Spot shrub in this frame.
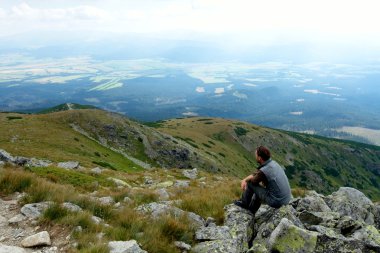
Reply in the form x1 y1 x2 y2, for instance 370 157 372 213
42 203 68 221
234 126 248 136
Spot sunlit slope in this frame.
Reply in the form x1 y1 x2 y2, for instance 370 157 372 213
157 117 380 200
0 111 142 172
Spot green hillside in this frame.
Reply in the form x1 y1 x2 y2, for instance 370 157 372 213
1 108 380 200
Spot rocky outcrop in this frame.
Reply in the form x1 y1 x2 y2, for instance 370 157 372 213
194 187 380 253
0 149 52 168
108 240 147 253
57 161 79 170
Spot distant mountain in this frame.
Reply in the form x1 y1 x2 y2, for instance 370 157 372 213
1 106 379 200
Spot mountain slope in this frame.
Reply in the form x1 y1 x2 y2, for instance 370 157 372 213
1 108 380 200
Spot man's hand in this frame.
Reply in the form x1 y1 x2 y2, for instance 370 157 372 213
241 174 254 191
241 179 247 191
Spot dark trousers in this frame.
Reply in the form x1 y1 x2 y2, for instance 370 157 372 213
241 182 268 215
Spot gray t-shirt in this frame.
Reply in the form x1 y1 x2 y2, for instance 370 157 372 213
260 159 291 207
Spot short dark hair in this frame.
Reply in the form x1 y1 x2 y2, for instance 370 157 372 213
256 146 271 161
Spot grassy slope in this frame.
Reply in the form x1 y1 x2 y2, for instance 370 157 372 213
157 117 380 200
0 111 142 172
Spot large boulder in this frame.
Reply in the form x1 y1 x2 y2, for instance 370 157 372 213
325 187 375 224
295 191 331 213
182 168 198 179
192 239 239 253
267 218 318 253
108 240 147 253
195 226 232 241
315 233 380 252
224 204 254 252
351 224 380 247
0 149 14 162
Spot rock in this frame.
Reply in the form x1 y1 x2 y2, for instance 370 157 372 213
91 216 103 224
224 204 254 252
195 226 232 241
0 215 7 225
13 156 30 166
8 214 26 224
155 181 174 188
144 176 154 185
0 149 14 162
192 239 239 253
205 217 216 227
136 202 204 228
21 231 51 247
325 187 375 224
98 196 115 206
0 244 27 253
182 168 198 179
174 180 190 188
91 167 102 175
62 202 82 212
315 233 380 253
108 240 147 253
155 188 170 201
26 158 52 167
298 211 340 227
174 241 191 251
0 161 4 167
21 202 52 219
247 243 269 253
296 191 331 213
374 203 380 230
57 161 79 170
268 218 318 253
351 224 380 247
123 197 133 204
108 177 131 188
253 205 303 244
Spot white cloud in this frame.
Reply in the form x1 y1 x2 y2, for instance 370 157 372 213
304 89 340 96
290 111 303 115
296 98 305 102
196 87 205 93
243 83 257 87
326 86 342 90
0 8 6 18
214 87 224 94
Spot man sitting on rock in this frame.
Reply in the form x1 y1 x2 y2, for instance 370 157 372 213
234 146 291 215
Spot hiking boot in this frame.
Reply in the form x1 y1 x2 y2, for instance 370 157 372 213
233 199 249 210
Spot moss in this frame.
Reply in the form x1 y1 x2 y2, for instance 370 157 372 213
272 225 318 252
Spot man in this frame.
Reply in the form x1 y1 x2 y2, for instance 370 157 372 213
234 146 291 215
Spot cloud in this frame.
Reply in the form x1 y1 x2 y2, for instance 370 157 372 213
304 89 340 96
233 91 247 99
196 87 205 93
0 8 6 18
290 111 303 115
10 3 109 21
214 88 224 94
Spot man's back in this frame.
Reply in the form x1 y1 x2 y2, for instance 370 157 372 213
260 160 291 207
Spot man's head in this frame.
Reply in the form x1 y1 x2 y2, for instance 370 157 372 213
255 146 271 164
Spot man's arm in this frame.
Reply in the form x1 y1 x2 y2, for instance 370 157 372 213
240 170 266 190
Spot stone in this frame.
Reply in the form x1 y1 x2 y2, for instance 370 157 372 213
98 196 115 206
155 181 174 188
253 205 303 244
351 224 380 247
296 191 331 213
21 202 52 219
8 214 26 224
182 168 198 179
91 167 102 175
21 231 51 247
192 239 239 253
108 240 147 253
155 188 170 201
136 202 204 228
325 187 375 224
91 216 103 224
268 218 318 253
13 156 30 166
298 211 340 226
174 180 190 188
195 226 232 241
314 233 380 253
247 243 269 253
0 215 7 225
144 176 154 185
57 161 80 169
374 203 380 230
174 241 191 251
123 197 133 204
224 204 254 253
108 177 131 187
0 244 27 253
0 149 14 162
62 202 82 212
0 161 4 167
26 158 52 167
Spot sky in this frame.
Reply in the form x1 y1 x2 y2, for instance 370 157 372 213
1 0 380 58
